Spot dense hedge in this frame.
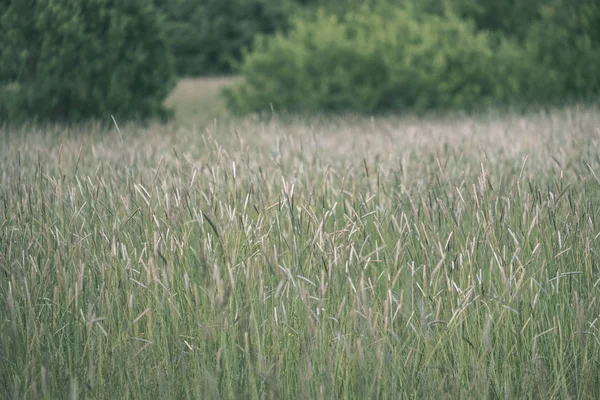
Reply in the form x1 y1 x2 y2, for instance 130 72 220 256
225 1 600 114
0 0 175 123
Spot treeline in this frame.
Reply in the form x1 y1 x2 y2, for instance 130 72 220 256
155 0 293 76
1 0 598 122
225 0 600 113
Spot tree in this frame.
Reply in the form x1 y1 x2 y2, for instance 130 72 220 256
0 0 175 122
156 0 292 76
523 0 600 102
448 0 549 41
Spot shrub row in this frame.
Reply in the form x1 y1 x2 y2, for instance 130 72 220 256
225 2 600 114
1 0 598 122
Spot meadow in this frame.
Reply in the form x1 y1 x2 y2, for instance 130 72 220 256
1 80 600 399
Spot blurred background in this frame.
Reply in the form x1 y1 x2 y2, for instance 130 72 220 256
1 0 599 124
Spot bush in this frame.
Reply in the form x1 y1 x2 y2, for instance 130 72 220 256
224 6 521 114
0 0 175 123
156 0 292 76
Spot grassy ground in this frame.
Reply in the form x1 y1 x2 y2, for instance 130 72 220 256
1 91 600 398
164 77 235 124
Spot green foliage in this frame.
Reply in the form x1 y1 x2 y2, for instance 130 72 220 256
225 6 519 114
0 0 175 123
523 0 600 103
447 0 549 41
424 0 600 104
156 0 292 76
226 0 600 115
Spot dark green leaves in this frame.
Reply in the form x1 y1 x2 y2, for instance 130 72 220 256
0 0 176 123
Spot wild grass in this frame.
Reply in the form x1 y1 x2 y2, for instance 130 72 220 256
1 105 600 399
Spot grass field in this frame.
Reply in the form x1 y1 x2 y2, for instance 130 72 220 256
2 80 600 398
164 77 235 124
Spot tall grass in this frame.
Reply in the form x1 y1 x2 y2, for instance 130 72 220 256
1 106 600 399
